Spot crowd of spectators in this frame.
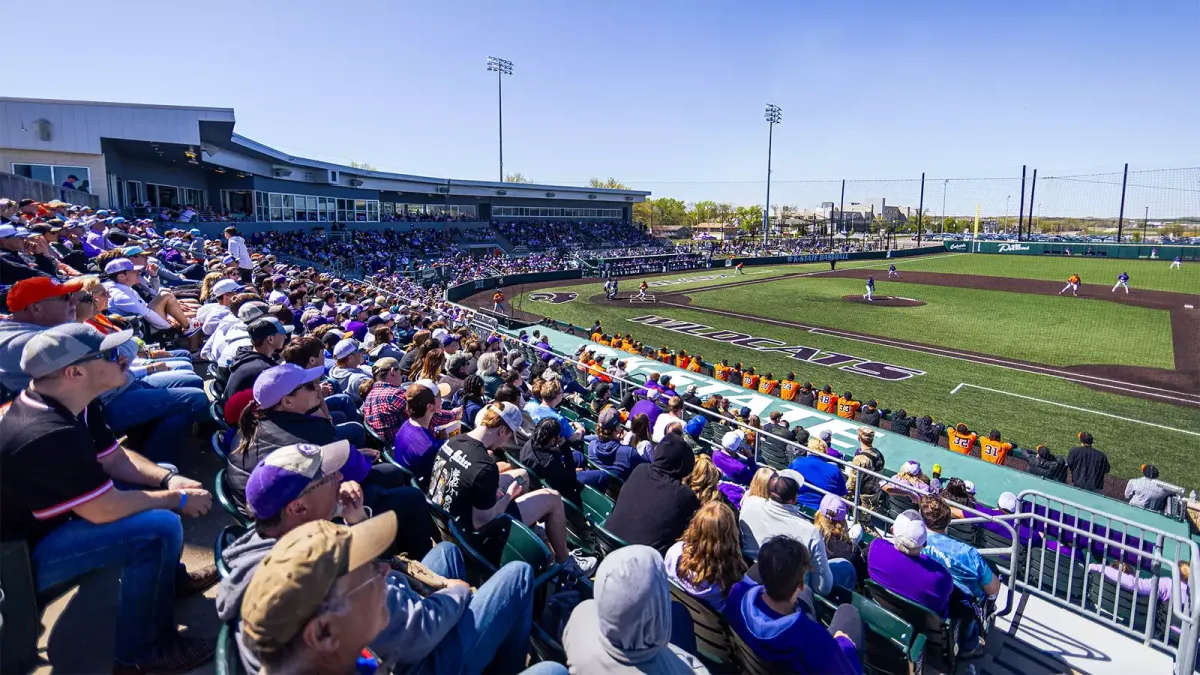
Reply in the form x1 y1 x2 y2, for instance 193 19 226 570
492 219 662 251
0 192 1186 674
581 329 1176 514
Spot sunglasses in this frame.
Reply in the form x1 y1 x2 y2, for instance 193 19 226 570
289 380 319 396
72 347 122 366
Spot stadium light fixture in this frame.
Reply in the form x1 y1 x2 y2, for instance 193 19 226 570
763 104 782 245
487 57 514 183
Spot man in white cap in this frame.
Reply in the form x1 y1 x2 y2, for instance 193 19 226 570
429 401 598 578
103 257 200 341
0 323 217 673
738 469 836 596
195 277 242 336
867 509 955 620
919 495 998 657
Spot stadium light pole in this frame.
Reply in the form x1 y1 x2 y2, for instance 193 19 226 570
763 104 782 245
487 57 513 183
941 179 948 234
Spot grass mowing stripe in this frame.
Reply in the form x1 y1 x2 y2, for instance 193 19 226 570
516 290 1200 486
896 253 1200 294
685 276 1175 368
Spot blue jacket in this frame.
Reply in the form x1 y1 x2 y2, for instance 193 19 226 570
724 580 861 675
587 437 646 482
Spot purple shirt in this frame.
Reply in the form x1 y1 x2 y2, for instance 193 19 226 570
867 538 954 618
393 419 443 480
629 399 662 430
713 448 756 485
1087 564 1177 604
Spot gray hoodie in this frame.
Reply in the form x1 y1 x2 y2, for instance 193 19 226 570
215 528 472 675
563 545 708 675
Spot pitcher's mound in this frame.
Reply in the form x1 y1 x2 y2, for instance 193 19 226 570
842 295 926 307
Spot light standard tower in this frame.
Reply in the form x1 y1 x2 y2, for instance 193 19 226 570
941 179 948 234
486 57 513 182
763 104 782 245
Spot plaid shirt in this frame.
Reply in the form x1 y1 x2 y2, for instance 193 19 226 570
363 381 407 444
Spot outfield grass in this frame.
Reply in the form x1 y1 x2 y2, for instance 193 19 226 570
516 278 1200 487
898 253 1200 294
686 276 1176 368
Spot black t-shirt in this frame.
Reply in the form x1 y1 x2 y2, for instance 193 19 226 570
1 390 118 545
1067 445 1110 491
428 435 499 527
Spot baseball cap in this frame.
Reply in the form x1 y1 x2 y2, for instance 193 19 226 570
6 276 84 312
371 357 400 376
104 258 144 276
332 338 363 360
998 492 1019 513
931 463 942 475
212 278 242 297
892 510 928 549
246 441 353 520
239 301 271 322
598 407 622 430
248 317 290 343
122 245 145 256
413 378 452 398
440 334 459 347
94 209 109 216
819 429 833 445
738 406 751 419
899 460 922 476
430 328 449 342
645 388 660 401
253 363 326 408
962 480 976 495
484 401 523 435
0 224 32 239
20 323 134 379
819 494 848 522
721 430 744 452
365 315 384 329
240 512 397 656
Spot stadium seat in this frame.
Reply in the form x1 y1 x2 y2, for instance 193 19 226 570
214 468 252 528
593 516 630 559
851 591 925 675
210 429 231 460
669 581 735 670
504 455 595 552
728 626 776 675
364 423 389 449
865 579 959 672
209 399 229 432
947 519 978 546
584 457 624 501
216 619 247 675
1022 547 1088 603
215 524 249 579
580 485 615 523
1087 571 1168 639
977 527 1018 577
449 515 561 589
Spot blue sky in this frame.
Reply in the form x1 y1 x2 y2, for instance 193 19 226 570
8 0 1199 216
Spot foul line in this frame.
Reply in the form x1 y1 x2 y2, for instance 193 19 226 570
951 383 1200 437
657 301 1200 405
661 252 969 295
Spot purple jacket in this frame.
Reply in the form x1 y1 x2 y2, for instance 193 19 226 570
629 399 662 429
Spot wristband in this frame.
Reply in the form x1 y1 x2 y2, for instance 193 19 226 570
160 471 178 489
178 491 188 511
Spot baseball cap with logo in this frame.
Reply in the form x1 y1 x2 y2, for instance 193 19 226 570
240 512 397 656
20 323 134 379
245 441 352 520
238 301 271 322
332 338 363 360
6 277 84 312
253 363 326 408
103 258 143 275
212 278 242 297
892 509 928 549
248 317 291 343
819 493 848 522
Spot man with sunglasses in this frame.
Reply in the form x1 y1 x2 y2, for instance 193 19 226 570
1 323 218 673
0 276 83 399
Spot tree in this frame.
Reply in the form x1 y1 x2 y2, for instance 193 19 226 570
636 197 689 233
504 173 532 183
690 201 718 226
589 177 627 190
733 205 764 233
349 161 377 171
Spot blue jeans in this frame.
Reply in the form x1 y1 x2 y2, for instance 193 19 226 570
417 542 535 674
829 558 857 590
334 421 367 448
104 379 209 463
31 509 183 666
325 393 359 425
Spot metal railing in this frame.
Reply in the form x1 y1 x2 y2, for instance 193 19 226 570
438 298 1199 671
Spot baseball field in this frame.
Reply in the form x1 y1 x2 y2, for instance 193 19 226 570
468 252 1200 487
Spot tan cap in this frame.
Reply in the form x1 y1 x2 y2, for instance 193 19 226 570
241 511 397 655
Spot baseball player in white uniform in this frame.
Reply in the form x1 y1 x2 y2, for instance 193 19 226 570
1170 256 1182 269
864 275 875 302
1112 272 1130 293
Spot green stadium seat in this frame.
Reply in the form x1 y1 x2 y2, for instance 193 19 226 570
581 485 615 523
594 516 629 559
584 457 624 501
215 524 249 579
364 423 389 449
214 467 252 527
865 578 959 673
852 591 924 675
216 619 247 675
449 515 562 589
1087 571 1168 639
1022 546 1088 603
210 429 230 460
669 581 734 670
728 626 776 674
